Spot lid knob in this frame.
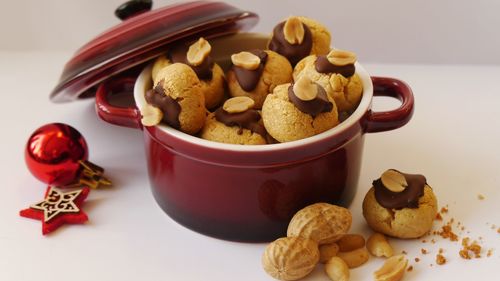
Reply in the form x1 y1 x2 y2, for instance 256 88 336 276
115 0 153 21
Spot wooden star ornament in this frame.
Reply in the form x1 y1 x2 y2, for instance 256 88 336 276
20 186 90 235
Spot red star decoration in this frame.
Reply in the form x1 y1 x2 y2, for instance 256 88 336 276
20 186 90 235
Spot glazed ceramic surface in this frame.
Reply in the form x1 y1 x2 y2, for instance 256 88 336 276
95 33 414 242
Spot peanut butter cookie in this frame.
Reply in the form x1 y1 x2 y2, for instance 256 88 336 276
294 49 363 113
151 38 225 109
145 63 206 135
200 97 268 145
362 169 438 239
261 76 339 143
227 49 292 109
268 16 331 65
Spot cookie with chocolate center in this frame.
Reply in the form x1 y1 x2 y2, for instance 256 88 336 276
362 169 438 239
261 77 339 143
151 37 226 109
294 49 363 113
226 49 293 109
146 63 206 135
268 16 331 65
200 97 269 145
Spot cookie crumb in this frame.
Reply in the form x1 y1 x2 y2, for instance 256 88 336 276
407 265 413 272
440 207 448 214
459 237 482 259
436 254 446 265
422 239 427 243
459 249 471 260
477 194 485 200
487 249 493 257
435 213 443 221
497 228 500 234
437 222 458 242
438 248 444 254
402 250 408 255
415 257 420 263
421 248 428 255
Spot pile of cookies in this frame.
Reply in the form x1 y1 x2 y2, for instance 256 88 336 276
139 16 363 144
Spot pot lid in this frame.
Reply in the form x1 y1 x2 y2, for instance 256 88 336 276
50 0 258 103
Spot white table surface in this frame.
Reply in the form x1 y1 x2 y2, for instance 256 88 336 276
1 51 499 281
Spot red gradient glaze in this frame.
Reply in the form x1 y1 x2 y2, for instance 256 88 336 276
50 1 258 103
95 73 414 242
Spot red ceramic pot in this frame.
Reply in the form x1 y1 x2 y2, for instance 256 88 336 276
95 34 414 242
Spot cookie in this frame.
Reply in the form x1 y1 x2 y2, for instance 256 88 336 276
294 49 363 113
227 49 292 109
268 16 331 65
144 63 206 135
151 37 225 109
362 169 438 239
200 97 268 145
261 76 339 143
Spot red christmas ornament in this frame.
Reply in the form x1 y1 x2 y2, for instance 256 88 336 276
20 186 90 235
25 123 88 186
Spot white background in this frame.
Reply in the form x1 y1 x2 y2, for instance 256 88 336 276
1 0 500 64
1 1 500 281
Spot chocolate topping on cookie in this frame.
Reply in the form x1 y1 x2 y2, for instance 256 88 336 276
269 19 313 65
315 55 355 77
287 81 333 118
214 108 267 137
232 50 268 92
373 170 427 210
168 43 214 80
145 80 182 129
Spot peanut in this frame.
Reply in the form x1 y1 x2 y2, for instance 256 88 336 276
380 169 407 192
231 51 260 70
326 49 357 66
222 96 255 113
319 243 339 264
262 236 319 281
287 203 352 244
337 247 370 268
293 76 318 101
373 254 408 281
366 233 394 258
283 16 305 45
337 234 365 252
186 37 211 66
325 257 350 281
140 104 163 126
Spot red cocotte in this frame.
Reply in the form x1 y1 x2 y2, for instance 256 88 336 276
52 2 414 242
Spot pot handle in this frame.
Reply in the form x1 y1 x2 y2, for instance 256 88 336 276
364 77 414 133
95 77 142 129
